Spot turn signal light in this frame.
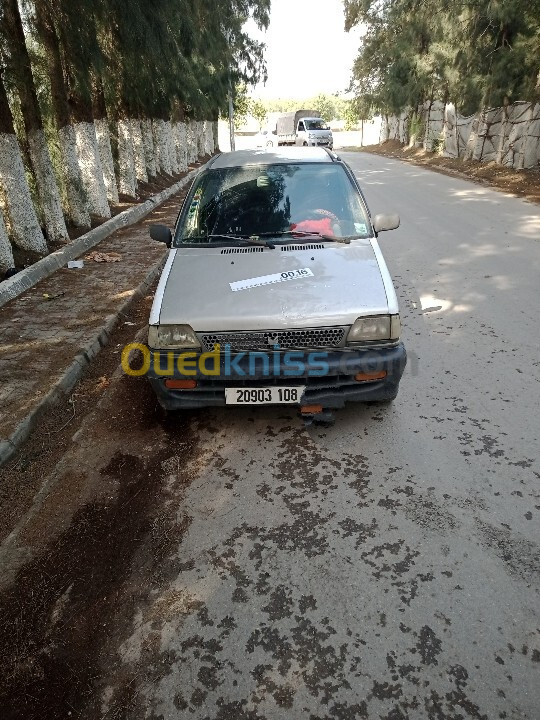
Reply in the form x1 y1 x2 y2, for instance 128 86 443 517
165 379 197 389
354 371 387 382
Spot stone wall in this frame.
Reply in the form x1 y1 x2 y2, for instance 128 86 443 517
380 101 540 169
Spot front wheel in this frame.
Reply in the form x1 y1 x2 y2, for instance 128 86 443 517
367 391 398 405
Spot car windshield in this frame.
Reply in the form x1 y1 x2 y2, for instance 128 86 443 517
175 163 372 244
305 120 329 130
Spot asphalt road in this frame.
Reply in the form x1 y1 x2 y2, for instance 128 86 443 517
2 153 539 719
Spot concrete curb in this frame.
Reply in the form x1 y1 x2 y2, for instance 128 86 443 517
0 170 197 309
0 254 168 467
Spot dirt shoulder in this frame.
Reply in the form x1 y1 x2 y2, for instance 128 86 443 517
0 166 199 545
345 140 540 205
0 286 201 718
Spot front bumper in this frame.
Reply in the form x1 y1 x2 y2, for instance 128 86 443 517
146 344 407 411
308 139 333 148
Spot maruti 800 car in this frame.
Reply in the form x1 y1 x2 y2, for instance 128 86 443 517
145 147 406 415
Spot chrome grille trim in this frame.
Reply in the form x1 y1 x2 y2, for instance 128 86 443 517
199 327 348 352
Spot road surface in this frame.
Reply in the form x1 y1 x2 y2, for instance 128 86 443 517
1 152 539 719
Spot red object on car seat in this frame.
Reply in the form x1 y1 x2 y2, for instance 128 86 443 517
291 218 334 236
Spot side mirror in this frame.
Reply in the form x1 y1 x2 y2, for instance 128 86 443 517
149 224 172 245
372 213 400 233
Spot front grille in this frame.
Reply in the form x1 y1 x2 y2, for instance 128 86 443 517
199 327 347 352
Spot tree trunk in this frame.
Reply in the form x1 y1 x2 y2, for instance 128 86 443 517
171 122 180 172
423 99 433 151
185 122 192 164
57 125 91 227
95 119 119 204
162 120 173 174
0 76 47 254
187 121 197 163
455 106 460 158
155 119 172 175
74 119 111 219
34 0 90 228
152 120 162 173
197 121 205 157
204 121 213 155
141 119 157 178
212 120 219 152
1 0 68 244
117 118 137 197
174 122 188 172
164 120 177 174
201 120 208 155
131 119 148 183
92 77 119 204
69 85 110 220
151 119 162 175
0 208 15 270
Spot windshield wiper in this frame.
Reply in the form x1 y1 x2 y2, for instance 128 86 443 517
180 234 276 249
257 230 352 244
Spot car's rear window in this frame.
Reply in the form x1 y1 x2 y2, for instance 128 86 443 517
175 163 372 243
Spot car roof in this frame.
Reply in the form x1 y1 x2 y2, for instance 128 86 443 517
208 147 336 169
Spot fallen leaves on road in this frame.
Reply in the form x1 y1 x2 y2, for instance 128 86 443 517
86 252 122 263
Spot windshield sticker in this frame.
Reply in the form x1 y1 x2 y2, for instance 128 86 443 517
188 188 202 216
355 222 367 234
230 268 314 292
186 188 202 230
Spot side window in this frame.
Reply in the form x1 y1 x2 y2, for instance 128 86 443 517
298 121 305 132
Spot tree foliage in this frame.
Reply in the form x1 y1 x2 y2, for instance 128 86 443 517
345 0 540 115
17 0 270 122
259 93 352 122
0 0 270 263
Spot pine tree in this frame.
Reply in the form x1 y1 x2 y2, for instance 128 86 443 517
32 0 91 228
345 0 540 115
0 71 47 254
0 0 69 244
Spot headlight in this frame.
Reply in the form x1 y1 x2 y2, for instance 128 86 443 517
148 324 201 349
347 314 400 343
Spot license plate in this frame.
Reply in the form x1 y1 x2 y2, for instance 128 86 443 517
225 386 305 405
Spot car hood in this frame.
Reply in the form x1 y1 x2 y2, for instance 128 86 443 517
156 242 389 331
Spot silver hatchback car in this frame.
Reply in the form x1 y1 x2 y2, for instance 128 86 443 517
146 148 406 416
